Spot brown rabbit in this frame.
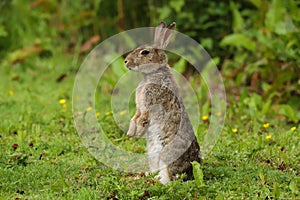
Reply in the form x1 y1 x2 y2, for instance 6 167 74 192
125 22 201 184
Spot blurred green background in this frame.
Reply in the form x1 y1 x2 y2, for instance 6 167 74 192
1 0 299 107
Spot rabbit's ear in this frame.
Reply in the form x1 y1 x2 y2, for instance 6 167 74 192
154 22 167 47
162 22 176 48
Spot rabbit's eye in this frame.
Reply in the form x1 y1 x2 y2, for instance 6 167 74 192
142 121 149 127
140 49 150 55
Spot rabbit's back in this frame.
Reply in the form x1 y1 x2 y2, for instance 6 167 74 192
141 66 182 144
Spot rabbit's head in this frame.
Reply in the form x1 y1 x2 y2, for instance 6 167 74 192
125 22 175 74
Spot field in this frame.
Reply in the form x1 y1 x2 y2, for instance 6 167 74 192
0 0 299 199
0 51 299 199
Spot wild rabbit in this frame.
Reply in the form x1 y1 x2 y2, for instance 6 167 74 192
125 22 201 184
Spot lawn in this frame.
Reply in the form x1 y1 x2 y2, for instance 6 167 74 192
0 51 299 199
0 1 300 199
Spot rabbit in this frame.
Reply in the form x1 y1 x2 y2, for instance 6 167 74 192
125 22 201 184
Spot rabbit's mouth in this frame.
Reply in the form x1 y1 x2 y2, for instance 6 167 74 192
126 65 138 71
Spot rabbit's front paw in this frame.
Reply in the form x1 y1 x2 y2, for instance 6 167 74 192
127 120 137 137
135 111 149 137
136 124 148 138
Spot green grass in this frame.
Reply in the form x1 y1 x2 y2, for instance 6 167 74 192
0 53 299 199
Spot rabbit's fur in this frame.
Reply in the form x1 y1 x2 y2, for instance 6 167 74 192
125 22 201 184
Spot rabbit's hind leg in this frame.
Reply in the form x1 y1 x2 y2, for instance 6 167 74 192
148 150 171 184
157 160 171 184
149 155 171 184
148 149 161 173
147 124 163 173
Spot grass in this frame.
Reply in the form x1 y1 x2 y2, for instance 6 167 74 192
0 52 299 200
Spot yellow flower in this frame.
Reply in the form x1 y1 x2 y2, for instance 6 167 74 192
8 90 14 96
119 110 127 116
232 128 238 133
263 123 269 128
290 127 296 131
266 135 272 140
96 112 101 118
59 99 66 105
105 111 112 116
202 115 208 121
86 107 92 112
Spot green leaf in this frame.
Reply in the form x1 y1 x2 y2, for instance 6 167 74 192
191 161 205 187
265 0 286 28
157 7 171 21
262 100 272 115
110 55 128 78
230 1 244 32
220 34 256 51
289 0 300 22
264 0 296 34
250 0 261 8
103 53 128 79
215 194 225 200
0 25 8 37
278 104 298 123
200 38 213 50
173 58 186 74
169 0 185 13
252 93 263 108
259 171 265 185
272 182 280 199
289 180 299 194
201 100 210 117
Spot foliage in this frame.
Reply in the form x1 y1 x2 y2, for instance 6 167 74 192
0 0 299 199
1 0 299 107
221 0 300 106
